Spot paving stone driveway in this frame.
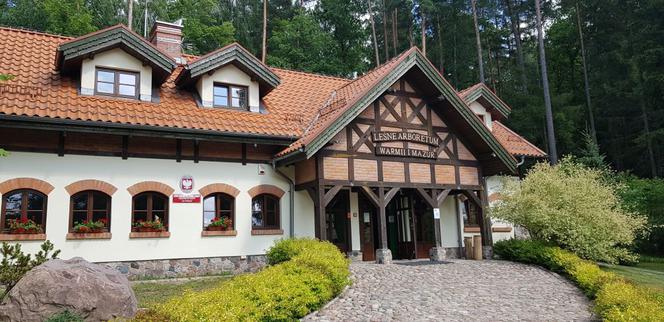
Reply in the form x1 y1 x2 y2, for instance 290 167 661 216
304 259 593 321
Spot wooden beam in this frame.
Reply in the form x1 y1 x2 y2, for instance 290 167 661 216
176 139 182 163
383 187 400 205
377 187 388 249
57 131 65 157
193 140 200 163
241 143 247 165
436 189 451 206
122 135 129 160
359 186 380 207
323 184 343 207
462 190 481 207
416 188 436 208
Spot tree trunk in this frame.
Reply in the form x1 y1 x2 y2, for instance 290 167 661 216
437 18 444 73
143 0 149 38
576 2 597 143
535 0 558 164
127 0 133 30
392 8 398 57
262 0 267 63
471 0 485 83
368 0 380 66
505 0 527 92
383 0 389 60
421 12 426 55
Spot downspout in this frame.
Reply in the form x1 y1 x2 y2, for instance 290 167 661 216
516 155 526 179
273 163 295 238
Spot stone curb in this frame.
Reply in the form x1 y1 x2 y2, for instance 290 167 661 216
300 283 352 321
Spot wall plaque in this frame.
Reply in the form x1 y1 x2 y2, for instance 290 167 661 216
375 146 437 159
371 131 440 146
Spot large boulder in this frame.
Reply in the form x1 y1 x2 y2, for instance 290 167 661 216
0 257 137 322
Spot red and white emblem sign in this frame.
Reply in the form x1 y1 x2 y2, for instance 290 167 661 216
180 175 194 193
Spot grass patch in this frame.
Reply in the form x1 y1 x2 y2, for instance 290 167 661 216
601 255 664 291
131 276 230 308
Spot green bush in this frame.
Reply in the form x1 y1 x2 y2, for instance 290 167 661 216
151 238 350 321
1 240 60 300
491 158 648 264
495 239 664 321
45 311 84 322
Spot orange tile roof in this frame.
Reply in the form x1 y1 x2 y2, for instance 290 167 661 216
0 27 348 139
492 121 547 157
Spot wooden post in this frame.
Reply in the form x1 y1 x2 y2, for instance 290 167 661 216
473 235 482 260
378 187 388 249
464 237 473 259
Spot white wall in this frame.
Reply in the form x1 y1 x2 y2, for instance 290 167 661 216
349 192 360 252
80 48 153 101
469 101 493 130
196 64 260 112
0 152 315 263
439 195 461 248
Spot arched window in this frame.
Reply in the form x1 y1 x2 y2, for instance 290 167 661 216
1 189 47 233
203 193 234 230
70 190 111 233
251 194 280 229
132 192 168 232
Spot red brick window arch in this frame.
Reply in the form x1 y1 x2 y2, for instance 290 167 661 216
1 189 47 234
70 190 111 233
132 191 169 232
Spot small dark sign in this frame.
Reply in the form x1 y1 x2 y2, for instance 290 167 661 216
375 146 437 159
371 131 440 146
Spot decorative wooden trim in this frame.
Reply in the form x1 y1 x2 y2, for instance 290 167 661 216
65 179 118 196
129 231 171 238
0 178 54 195
492 226 512 233
0 233 46 241
126 181 174 196
198 183 240 198
66 232 112 240
201 230 237 237
247 184 285 199
464 226 481 233
251 229 283 235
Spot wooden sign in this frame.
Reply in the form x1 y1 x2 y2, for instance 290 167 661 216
372 131 440 146
375 146 437 159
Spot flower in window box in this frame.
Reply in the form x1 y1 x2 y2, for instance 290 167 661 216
72 219 108 233
206 217 233 231
132 218 166 232
7 218 43 234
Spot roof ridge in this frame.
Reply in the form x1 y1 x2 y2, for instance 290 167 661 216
0 25 73 40
269 67 351 82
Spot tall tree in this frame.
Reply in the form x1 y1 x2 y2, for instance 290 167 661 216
262 0 267 63
471 0 485 83
127 0 133 29
368 0 380 66
535 0 558 164
505 0 527 92
575 2 596 144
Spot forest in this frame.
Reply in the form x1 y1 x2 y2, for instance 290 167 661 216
0 0 663 179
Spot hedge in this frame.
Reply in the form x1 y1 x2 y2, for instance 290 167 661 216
494 239 664 321
139 238 350 321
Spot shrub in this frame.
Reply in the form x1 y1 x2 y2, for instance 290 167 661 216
152 238 350 321
45 311 84 322
495 239 664 321
492 158 647 264
1 240 60 300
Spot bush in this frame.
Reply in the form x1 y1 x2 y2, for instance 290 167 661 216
45 311 84 322
492 158 647 263
151 238 350 321
1 240 60 300
495 239 664 321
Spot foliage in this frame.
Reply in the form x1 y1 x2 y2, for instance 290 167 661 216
132 276 230 309
0 240 60 300
576 131 608 170
207 216 232 229
132 219 165 231
7 218 43 234
494 239 664 321
492 158 647 264
45 310 84 322
148 238 350 321
182 20 235 55
72 218 108 233
617 174 664 255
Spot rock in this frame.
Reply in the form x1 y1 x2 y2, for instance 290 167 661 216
0 257 137 322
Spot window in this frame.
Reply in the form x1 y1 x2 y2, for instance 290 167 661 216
1 189 47 233
251 194 279 229
203 193 234 230
132 192 168 231
70 190 111 233
462 199 480 227
95 68 139 99
213 83 248 109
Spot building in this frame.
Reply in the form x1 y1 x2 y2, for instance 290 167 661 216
0 22 545 278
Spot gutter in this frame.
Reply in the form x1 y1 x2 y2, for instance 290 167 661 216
273 163 295 238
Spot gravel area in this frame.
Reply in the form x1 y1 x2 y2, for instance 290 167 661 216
304 259 593 321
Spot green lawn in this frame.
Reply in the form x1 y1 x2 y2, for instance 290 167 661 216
132 276 230 308
601 255 664 291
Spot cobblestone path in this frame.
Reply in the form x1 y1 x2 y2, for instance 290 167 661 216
304 259 593 321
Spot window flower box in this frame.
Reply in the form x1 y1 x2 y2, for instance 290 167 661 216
206 217 232 231
72 219 108 234
7 219 43 234
132 219 166 233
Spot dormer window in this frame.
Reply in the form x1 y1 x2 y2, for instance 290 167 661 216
213 83 248 109
95 68 139 99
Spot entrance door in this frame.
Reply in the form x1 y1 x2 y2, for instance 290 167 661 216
413 196 435 258
387 191 417 260
326 191 351 254
358 192 377 261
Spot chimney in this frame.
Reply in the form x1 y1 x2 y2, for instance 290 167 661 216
149 20 183 62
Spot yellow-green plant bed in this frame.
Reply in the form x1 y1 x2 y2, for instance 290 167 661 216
494 239 664 321
140 238 350 321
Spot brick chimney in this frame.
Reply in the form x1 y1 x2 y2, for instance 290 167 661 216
149 20 183 61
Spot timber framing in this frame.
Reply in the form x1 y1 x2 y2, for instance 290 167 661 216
55 24 176 83
176 43 280 95
292 49 517 174
460 83 511 119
